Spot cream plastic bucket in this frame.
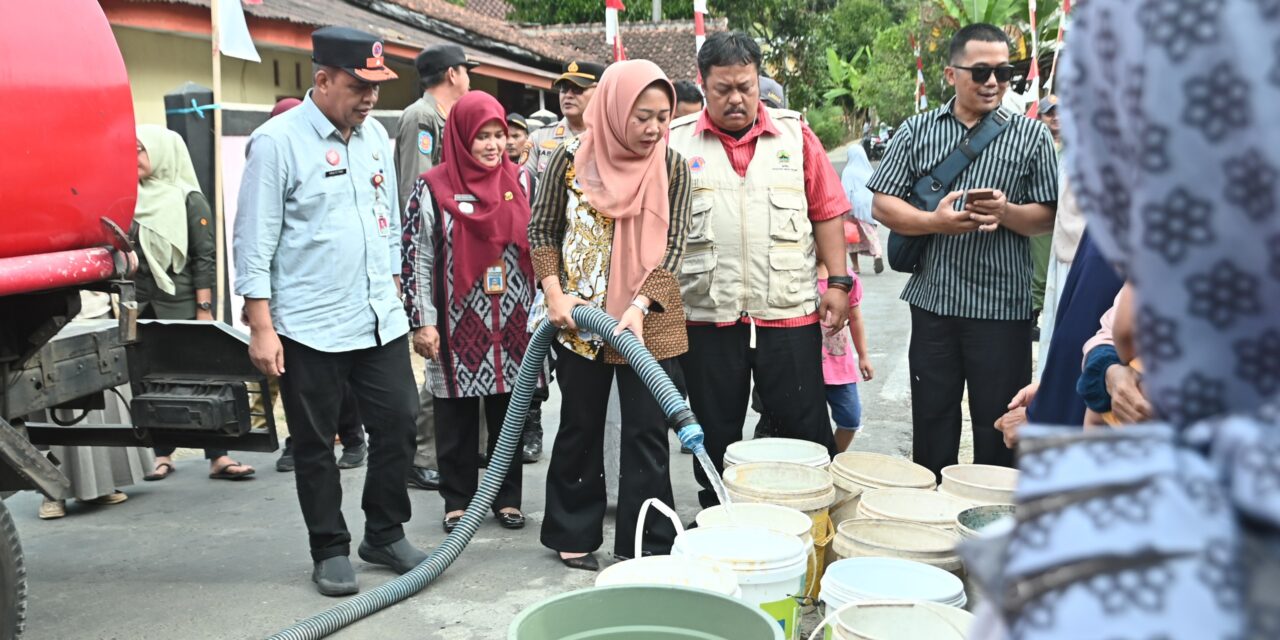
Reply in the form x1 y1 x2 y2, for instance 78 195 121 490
673 525 809 640
955 504 1017 540
723 462 837 601
856 488 973 531
828 452 936 525
939 464 1019 505
595 555 742 599
725 438 832 469
830 518 963 575
825 600 974 640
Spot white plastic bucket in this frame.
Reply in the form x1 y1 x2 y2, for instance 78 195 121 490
828 452 936 525
723 462 837 601
823 600 974 640
831 518 963 575
856 488 974 531
725 438 832 468
673 525 809 640
939 464 1019 505
595 555 743 599
820 558 967 624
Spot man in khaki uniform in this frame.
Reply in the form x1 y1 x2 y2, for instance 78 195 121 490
394 42 475 491
517 59 605 462
395 43 476 209
524 60 606 180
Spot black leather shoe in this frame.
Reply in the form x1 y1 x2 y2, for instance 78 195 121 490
358 537 428 575
407 466 441 490
312 556 358 596
337 443 367 469
442 515 462 533
496 511 525 529
276 447 294 473
521 430 543 464
558 552 599 572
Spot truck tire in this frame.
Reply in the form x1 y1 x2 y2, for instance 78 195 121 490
0 501 26 639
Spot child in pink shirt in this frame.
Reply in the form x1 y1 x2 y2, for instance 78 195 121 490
818 262 874 452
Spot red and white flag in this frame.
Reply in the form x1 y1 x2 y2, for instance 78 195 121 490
910 35 927 112
1025 0 1041 118
606 0 626 61
693 0 707 82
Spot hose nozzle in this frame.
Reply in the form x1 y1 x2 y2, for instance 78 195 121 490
676 424 705 452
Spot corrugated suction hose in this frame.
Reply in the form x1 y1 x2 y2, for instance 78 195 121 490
268 305 706 640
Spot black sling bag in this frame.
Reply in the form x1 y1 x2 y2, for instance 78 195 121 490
887 107 1012 273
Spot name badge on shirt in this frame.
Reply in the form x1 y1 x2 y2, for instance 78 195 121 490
454 194 478 202
374 202 391 237
484 262 506 295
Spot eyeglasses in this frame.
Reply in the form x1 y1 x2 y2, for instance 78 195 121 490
952 64 1016 84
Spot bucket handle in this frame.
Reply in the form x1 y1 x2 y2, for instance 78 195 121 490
806 600 967 640
635 498 684 559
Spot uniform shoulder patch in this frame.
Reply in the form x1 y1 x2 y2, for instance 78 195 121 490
418 130 433 155
555 125 565 136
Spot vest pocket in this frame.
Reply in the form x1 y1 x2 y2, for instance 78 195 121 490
767 247 812 308
689 191 715 243
768 189 807 242
680 248 717 307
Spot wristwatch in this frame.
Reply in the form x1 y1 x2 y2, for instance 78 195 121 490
826 275 854 292
197 301 213 311
631 297 650 316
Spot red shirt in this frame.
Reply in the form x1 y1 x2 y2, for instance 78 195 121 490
689 105 852 328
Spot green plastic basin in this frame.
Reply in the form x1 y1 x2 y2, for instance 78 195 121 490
509 585 785 640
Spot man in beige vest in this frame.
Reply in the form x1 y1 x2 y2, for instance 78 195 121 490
668 32 853 508
395 43 475 491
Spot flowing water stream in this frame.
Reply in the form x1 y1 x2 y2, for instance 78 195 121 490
693 447 733 506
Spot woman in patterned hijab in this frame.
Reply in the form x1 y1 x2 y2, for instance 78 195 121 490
961 1 1280 637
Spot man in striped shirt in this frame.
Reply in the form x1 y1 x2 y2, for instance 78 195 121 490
867 24 1058 479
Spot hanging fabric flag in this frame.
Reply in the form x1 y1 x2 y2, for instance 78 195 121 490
219 0 261 62
1045 0 1072 92
1024 0 1040 118
606 0 627 61
693 0 707 81
910 34 927 113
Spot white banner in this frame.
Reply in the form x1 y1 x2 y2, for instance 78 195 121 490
219 0 261 63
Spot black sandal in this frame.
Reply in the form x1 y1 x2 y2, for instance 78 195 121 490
558 552 599 572
495 511 525 530
442 515 462 533
144 462 174 481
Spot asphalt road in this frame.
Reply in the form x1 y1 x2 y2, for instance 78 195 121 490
9 150 931 640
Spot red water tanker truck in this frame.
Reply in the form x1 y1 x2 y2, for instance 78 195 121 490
0 3 274 636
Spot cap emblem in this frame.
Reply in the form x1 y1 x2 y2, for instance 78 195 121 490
568 61 579 73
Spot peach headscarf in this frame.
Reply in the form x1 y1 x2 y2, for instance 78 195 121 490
573 59 675 319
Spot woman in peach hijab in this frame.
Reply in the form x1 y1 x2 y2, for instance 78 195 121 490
528 59 692 571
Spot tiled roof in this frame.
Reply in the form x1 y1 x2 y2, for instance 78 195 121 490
138 0 575 69
384 0 579 62
461 0 513 20
525 18 729 83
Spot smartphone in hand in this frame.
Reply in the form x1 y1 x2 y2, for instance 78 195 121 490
966 188 996 203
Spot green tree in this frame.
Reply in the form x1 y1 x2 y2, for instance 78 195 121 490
504 0 694 24
824 21 920 130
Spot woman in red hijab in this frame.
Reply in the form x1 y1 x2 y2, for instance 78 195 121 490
402 91 539 533
528 60 693 571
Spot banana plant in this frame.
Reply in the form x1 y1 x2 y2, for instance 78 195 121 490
936 0 1062 58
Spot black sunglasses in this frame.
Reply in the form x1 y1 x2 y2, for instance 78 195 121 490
952 64 1015 84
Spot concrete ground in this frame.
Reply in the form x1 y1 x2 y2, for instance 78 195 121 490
8 150 985 640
